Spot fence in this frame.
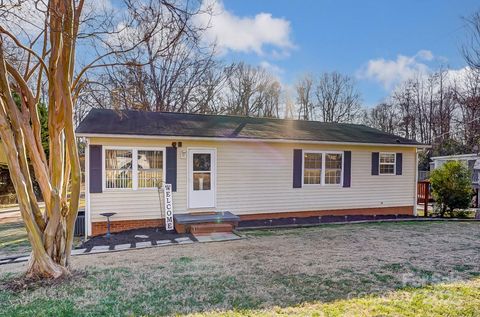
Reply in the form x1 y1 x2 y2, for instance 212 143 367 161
74 211 85 237
418 171 430 181
0 193 17 205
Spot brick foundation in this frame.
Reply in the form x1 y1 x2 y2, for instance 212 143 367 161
238 206 414 221
92 218 164 236
91 206 414 236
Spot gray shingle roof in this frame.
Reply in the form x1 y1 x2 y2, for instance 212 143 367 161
76 109 424 146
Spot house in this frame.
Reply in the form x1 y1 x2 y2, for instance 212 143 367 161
430 153 480 187
76 109 428 236
430 153 479 171
430 153 480 206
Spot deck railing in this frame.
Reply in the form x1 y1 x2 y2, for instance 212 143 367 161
418 171 430 181
417 180 431 217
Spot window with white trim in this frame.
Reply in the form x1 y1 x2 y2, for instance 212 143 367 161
304 153 322 184
379 153 395 175
325 153 342 184
303 151 343 185
138 150 164 188
105 149 133 189
104 148 164 189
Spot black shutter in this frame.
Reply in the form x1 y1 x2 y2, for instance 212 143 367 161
372 152 379 175
343 151 351 187
166 147 177 192
89 145 102 193
293 149 302 188
396 153 403 175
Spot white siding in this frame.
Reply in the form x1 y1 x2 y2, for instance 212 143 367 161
89 137 416 222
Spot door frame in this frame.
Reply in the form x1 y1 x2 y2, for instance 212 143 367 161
187 147 217 209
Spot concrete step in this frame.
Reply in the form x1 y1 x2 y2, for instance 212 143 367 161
190 223 233 235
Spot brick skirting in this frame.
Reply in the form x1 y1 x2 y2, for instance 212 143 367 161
238 206 414 221
92 219 164 236
91 206 414 236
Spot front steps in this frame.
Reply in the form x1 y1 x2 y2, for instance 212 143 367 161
174 211 239 234
190 223 234 235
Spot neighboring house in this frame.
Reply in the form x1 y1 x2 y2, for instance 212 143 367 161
76 109 428 236
430 153 480 191
430 153 479 171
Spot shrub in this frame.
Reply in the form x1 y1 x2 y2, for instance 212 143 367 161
430 161 474 217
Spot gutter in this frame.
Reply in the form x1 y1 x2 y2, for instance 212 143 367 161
77 133 430 149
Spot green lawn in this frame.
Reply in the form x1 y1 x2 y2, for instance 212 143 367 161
0 221 479 316
190 279 480 316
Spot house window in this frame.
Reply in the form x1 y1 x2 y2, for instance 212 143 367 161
105 149 133 189
304 153 322 184
303 151 343 185
138 150 163 188
325 153 342 184
104 147 165 190
379 153 395 175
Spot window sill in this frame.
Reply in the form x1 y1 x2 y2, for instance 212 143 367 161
302 184 343 187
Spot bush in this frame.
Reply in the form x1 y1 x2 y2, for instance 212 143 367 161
430 161 474 217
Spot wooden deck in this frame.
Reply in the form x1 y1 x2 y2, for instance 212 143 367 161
417 180 433 217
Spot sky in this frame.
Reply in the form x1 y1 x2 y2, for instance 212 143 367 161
201 0 480 107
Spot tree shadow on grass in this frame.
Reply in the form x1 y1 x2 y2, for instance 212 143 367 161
1 260 479 316
0 222 30 257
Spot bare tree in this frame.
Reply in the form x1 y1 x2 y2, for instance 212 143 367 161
365 102 399 134
314 72 361 123
432 68 457 145
223 62 281 117
283 87 296 119
455 69 480 149
295 74 314 120
463 11 480 73
80 0 215 114
0 0 198 279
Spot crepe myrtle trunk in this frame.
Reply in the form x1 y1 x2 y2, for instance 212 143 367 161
0 0 83 279
1 0 194 279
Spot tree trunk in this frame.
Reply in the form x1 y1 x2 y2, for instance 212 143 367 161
0 0 84 279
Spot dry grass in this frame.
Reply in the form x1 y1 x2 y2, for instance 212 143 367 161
0 221 479 316
0 222 30 258
0 197 85 258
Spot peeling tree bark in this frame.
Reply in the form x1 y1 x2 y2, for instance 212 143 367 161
0 0 190 279
0 0 83 279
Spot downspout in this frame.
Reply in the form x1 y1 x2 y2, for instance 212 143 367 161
413 148 419 216
85 138 91 238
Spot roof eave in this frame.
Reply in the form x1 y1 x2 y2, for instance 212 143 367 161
76 132 429 148
431 153 478 160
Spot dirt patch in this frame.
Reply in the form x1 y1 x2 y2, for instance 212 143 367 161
1 270 87 293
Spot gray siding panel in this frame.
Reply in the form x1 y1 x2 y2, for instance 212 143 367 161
396 153 403 175
89 145 102 193
166 147 177 191
372 152 379 175
343 151 351 187
293 149 303 188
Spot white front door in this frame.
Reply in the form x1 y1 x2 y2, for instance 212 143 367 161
188 149 216 209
